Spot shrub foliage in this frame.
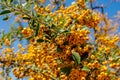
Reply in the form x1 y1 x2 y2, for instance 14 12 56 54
0 0 120 80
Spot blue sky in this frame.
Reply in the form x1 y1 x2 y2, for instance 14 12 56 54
96 0 120 17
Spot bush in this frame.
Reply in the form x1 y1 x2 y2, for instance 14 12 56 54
0 0 120 80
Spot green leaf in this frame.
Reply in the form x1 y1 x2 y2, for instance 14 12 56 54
10 0 13 3
37 39 44 43
59 29 65 33
72 51 81 66
26 36 33 40
0 10 11 15
45 16 51 21
1 30 5 37
57 47 62 52
35 24 40 36
31 20 35 27
112 55 118 61
14 12 21 15
22 16 30 20
61 66 72 76
1 0 7 2
84 0 89 2
59 29 70 34
26 0 29 2
2 16 9 20
56 45 62 52
81 26 89 30
82 65 90 72
63 41 68 45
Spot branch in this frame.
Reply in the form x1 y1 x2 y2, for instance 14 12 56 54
0 2 31 19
